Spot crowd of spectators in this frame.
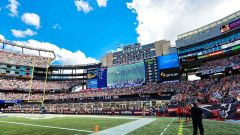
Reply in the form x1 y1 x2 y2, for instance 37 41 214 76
171 74 240 105
0 78 81 91
0 50 54 68
198 54 240 71
1 74 239 105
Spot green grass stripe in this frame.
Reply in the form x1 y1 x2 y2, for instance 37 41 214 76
178 121 183 135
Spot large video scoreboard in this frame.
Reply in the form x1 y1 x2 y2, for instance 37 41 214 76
157 54 180 82
107 61 146 88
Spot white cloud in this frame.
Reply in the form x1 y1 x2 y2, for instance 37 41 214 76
14 39 98 65
74 0 93 13
96 0 107 7
116 48 122 52
6 0 20 17
11 28 37 38
127 0 240 45
0 34 5 40
21 13 41 29
52 23 61 30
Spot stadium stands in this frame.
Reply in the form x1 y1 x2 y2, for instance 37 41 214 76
197 54 240 72
0 78 81 91
0 11 240 120
0 50 54 68
1 74 239 105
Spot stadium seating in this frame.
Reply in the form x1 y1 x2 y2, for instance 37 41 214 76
197 54 240 72
0 50 54 68
0 78 81 91
1 74 239 105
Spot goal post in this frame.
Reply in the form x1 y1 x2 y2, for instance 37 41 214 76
27 52 52 106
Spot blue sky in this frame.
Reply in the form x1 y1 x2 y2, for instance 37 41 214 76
0 0 240 65
0 0 138 63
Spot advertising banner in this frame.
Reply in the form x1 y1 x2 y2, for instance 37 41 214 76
0 100 21 104
159 67 180 82
97 68 107 88
221 18 240 33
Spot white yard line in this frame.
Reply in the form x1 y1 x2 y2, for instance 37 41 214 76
1 113 140 120
0 120 94 133
90 118 156 135
160 118 175 135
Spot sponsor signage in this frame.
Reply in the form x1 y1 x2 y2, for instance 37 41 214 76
97 68 107 88
180 56 198 63
159 67 180 82
198 50 224 59
0 100 21 104
221 18 240 33
232 65 240 70
199 67 225 75
157 54 179 69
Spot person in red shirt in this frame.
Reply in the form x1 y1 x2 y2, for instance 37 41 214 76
177 106 183 121
184 105 191 122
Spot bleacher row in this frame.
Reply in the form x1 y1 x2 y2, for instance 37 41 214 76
0 50 54 68
0 74 239 105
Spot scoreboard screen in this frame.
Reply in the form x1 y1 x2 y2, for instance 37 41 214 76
144 58 159 82
107 61 146 88
157 54 180 82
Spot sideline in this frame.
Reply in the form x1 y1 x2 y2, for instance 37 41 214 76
0 120 94 133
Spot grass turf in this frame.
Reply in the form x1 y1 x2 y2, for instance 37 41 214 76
0 115 133 135
0 115 239 135
128 117 240 135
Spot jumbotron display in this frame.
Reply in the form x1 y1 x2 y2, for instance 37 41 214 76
107 61 146 88
157 54 180 82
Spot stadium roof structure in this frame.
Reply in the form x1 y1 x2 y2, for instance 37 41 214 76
0 39 55 58
177 10 240 40
50 62 101 69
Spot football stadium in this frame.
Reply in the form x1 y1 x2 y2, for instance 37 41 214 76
1 1 240 135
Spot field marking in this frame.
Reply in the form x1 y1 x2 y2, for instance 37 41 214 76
177 120 183 135
14 114 66 120
2 113 140 120
0 120 94 133
160 118 175 135
90 118 156 135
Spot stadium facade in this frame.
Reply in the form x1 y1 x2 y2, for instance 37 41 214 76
176 10 240 78
101 40 172 67
0 10 240 118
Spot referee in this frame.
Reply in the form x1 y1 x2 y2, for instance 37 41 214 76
190 102 204 135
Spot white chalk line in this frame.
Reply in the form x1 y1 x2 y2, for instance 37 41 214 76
0 120 94 133
160 118 175 135
1 113 140 120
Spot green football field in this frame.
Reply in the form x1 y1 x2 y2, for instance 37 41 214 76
0 114 239 135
